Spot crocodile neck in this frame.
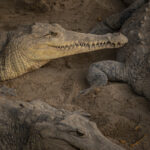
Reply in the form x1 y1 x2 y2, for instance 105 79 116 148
0 48 48 81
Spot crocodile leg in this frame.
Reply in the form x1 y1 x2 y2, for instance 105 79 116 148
90 0 148 34
87 60 128 86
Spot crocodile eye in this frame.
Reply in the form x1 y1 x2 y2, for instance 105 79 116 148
49 31 58 36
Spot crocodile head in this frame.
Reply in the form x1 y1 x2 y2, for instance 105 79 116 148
0 23 128 81
22 23 128 60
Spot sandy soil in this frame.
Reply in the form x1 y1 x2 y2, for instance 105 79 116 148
0 0 150 150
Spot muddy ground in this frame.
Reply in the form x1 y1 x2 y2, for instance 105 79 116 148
0 0 150 150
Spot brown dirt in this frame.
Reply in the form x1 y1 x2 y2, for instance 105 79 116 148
73 84 150 150
0 0 150 150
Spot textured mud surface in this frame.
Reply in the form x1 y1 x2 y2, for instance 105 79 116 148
0 0 150 150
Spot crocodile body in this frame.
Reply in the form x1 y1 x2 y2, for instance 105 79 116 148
87 1 150 100
0 23 127 81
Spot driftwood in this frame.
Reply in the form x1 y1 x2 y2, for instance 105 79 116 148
0 98 125 150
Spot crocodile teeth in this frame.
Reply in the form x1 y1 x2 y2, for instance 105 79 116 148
55 41 123 49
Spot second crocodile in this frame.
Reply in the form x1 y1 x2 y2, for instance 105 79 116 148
87 1 150 100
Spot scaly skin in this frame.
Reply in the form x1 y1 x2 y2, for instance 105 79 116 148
0 23 127 81
90 0 148 34
87 1 150 100
0 99 125 150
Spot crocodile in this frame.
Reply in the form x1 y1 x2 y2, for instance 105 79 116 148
0 99 125 150
87 0 150 100
0 23 127 81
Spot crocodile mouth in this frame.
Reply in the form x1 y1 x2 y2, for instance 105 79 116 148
52 41 123 50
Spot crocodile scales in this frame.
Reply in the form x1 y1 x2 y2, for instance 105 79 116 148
87 0 150 100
